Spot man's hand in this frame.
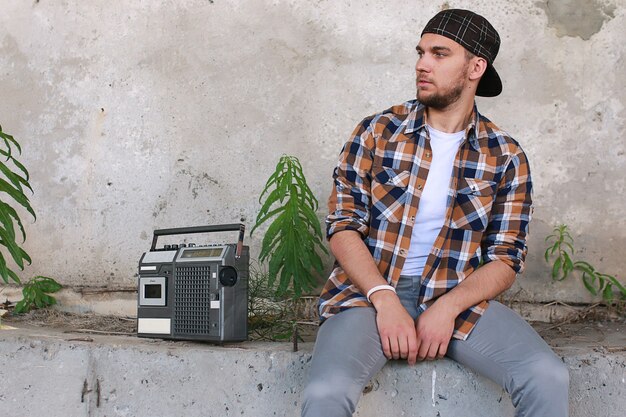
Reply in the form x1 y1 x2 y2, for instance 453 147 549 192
370 291 419 365
412 260 516 361
414 301 457 361
328 231 420 365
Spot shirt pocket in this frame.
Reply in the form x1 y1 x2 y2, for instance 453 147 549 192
371 166 410 223
450 177 497 231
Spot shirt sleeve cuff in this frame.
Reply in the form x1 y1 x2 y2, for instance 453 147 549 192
326 217 369 240
483 247 525 274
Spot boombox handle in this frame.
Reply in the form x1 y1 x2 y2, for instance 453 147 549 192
150 223 246 259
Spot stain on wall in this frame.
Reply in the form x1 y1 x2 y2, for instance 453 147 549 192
537 0 616 40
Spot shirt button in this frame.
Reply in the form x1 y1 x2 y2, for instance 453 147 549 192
425 152 432 158
417 184 423 190
399 249 407 255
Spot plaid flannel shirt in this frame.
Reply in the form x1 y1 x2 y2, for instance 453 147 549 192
319 100 533 340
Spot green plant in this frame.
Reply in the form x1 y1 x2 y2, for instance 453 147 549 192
14 276 62 313
0 125 62 312
0 125 35 284
251 155 328 297
247 262 296 341
545 224 626 303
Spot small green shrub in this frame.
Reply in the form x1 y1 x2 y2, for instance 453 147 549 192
545 224 626 303
251 155 328 297
0 125 35 284
0 125 62 312
14 276 62 314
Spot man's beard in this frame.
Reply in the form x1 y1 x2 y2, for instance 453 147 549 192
417 82 465 109
416 66 469 110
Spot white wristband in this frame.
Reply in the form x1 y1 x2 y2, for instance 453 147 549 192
366 284 396 303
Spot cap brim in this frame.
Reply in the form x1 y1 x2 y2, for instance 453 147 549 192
476 63 502 97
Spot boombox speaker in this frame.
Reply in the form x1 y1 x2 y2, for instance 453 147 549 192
137 223 248 342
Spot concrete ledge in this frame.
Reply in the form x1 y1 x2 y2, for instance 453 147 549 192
0 323 624 416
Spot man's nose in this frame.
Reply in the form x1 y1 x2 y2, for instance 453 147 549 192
415 57 430 73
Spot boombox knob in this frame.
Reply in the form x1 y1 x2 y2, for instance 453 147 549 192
219 266 238 287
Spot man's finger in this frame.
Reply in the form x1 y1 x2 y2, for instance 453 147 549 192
381 336 392 359
437 341 449 359
407 333 418 365
398 335 409 359
417 340 430 361
389 336 400 360
426 342 439 360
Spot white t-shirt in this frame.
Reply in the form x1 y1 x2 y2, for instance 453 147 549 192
401 125 465 276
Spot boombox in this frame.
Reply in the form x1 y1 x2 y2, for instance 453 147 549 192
137 224 249 342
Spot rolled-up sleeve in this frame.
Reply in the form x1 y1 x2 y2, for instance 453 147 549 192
326 119 375 240
482 146 533 273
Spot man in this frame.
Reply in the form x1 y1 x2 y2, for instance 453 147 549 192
302 9 569 417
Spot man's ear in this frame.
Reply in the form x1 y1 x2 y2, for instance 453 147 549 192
469 57 488 81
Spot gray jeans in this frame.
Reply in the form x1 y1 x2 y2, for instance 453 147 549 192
302 275 569 417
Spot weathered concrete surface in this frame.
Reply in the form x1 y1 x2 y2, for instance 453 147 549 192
0 0 625 305
538 0 617 40
0 323 624 417
0 286 138 317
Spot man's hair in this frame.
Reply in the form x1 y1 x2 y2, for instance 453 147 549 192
464 49 476 61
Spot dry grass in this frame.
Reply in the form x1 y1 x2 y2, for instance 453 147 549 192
6 309 136 334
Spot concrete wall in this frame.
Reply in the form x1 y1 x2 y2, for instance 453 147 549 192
0 0 624 304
